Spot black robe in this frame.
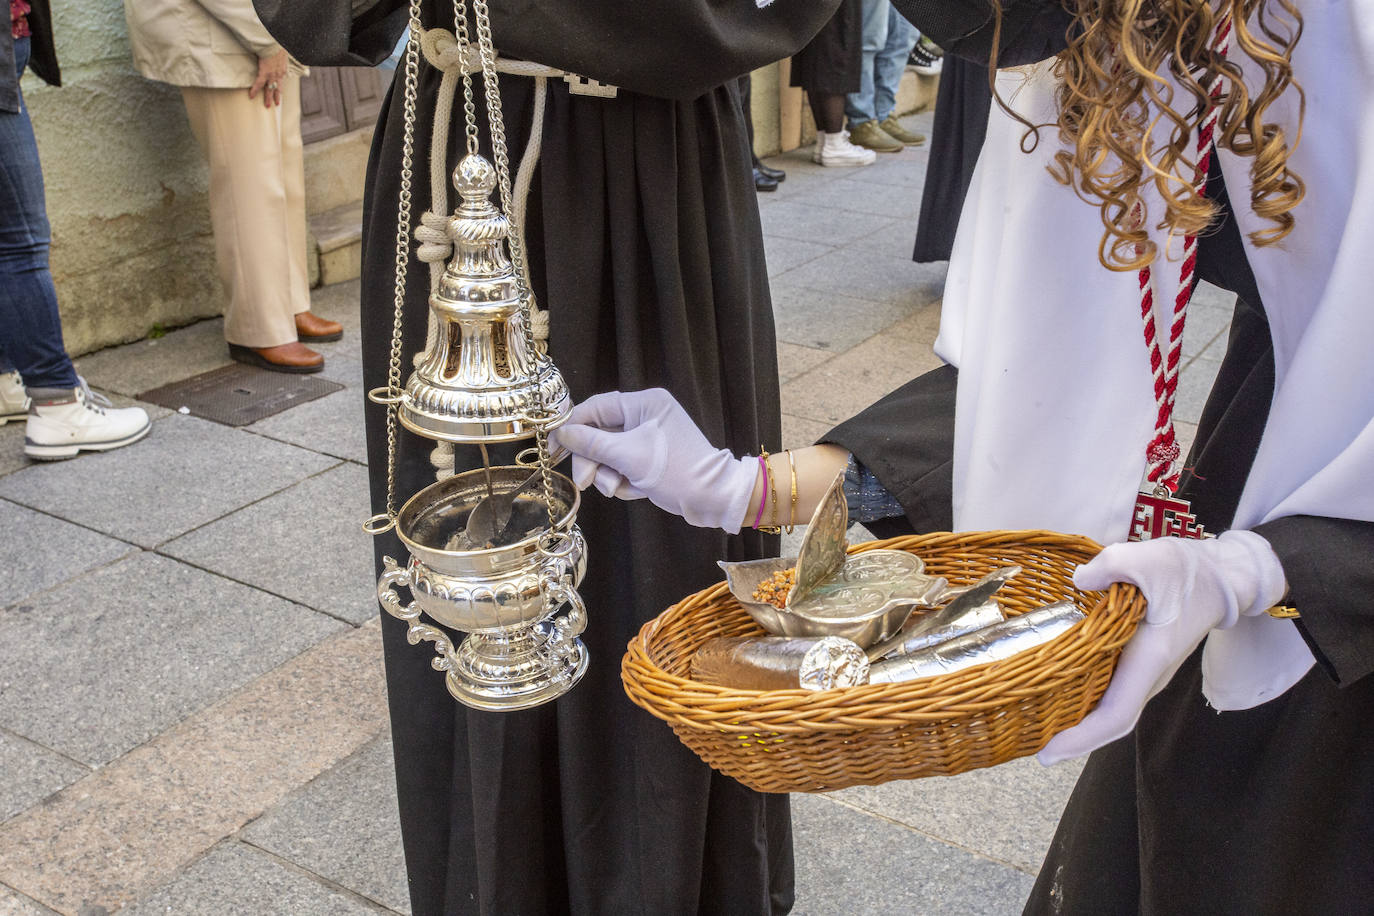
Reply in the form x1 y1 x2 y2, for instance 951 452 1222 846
825 160 1374 913
253 2 838 914
911 55 990 264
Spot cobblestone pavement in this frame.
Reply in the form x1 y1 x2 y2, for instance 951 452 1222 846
0 110 1236 915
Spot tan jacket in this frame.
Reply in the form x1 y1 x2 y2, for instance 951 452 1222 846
123 0 282 88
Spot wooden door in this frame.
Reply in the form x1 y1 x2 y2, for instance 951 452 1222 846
300 67 389 143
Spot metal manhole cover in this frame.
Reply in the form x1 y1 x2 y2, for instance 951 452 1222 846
139 364 345 427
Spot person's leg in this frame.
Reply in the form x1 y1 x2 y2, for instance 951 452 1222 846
809 92 847 134
0 37 79 392
875 9 926 146
0 38 149 455
281 74 311 319
843 0 888 127
179 85 302 350
811 92 876 167
874 8 919 122
276 75 340 341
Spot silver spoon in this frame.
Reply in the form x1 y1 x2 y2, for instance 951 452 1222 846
461 448 570 547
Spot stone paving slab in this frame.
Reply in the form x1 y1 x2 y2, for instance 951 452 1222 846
0 426 25 480
0 885 55 916
764 236 834 278
248 388 369 466
318 354 367 393
0 622 388 914
836 755 1086 874
855 216 923 262
781 306 945 427
791 792 1035 916
776 342 834 386
797 173 926 221
243 736 409 914
123 842 389 916
773 245 945 309
1183 282 1236 359
161 462 376 626
73 319 231 399
843 152 932 189
760 200 901 247
0 551 344 766
781 413 834 452
0 499 135 609
0 732 88 824
1175 355 1224 427
771 281 917 353
0 415 338 548
759 152 853 185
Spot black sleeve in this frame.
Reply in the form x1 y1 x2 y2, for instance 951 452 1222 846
890 0 1072 67
821 364 958 537
253 0 841 100
1253 516 1374 688
252 0 409 67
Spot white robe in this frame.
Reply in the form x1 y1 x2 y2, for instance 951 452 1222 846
934 1 1373 709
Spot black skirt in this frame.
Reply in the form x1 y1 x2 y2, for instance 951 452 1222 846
790 0 863 95
912 55 991 263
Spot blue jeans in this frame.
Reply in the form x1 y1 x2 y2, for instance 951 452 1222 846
845 0 921 126
0 37 79 389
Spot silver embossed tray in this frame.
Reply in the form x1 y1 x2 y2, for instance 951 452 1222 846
718 471 950 648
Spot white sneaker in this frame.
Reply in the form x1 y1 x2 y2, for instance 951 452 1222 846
24 380 151 460
812 130 878 167
0 371 28 425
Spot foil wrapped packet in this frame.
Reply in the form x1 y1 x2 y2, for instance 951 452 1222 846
868 601 1085 684
865 565 1019 661
690 635 870 691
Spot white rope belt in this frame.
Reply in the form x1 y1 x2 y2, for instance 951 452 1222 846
414 26 617 477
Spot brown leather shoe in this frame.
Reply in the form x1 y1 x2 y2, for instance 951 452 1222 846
228 341 325 374
295 311 344 343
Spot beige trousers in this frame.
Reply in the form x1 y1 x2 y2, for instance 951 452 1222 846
180 74 309 348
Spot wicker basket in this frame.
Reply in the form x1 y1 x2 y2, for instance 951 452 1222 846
621 530 1145 793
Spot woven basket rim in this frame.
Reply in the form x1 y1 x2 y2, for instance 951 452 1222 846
622 529 1145 734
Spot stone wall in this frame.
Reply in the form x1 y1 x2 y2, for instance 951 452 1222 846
26 1 223 356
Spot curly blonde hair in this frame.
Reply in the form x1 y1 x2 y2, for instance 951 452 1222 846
1021 0 1305 270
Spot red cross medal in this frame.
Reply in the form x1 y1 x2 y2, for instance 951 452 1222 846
1129 487 1210 542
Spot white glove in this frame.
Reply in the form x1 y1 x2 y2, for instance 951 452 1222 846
548 389 759 533
1037 529 1287 765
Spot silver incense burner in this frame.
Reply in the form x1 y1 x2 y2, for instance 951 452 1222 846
367 10 589 711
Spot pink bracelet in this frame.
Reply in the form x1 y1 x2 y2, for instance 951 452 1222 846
753 454 769 529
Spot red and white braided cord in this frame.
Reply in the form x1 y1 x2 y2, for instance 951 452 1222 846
1137 17 1233 490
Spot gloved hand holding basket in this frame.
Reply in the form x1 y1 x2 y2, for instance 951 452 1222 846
553 390 1153 793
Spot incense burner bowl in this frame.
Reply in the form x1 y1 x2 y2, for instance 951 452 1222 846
378 465 587 710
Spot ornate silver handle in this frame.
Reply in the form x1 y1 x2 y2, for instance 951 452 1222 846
378 556 459 673
538 557 587 659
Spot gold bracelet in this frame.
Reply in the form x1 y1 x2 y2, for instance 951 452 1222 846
785 450 798 534
759 447 781 534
